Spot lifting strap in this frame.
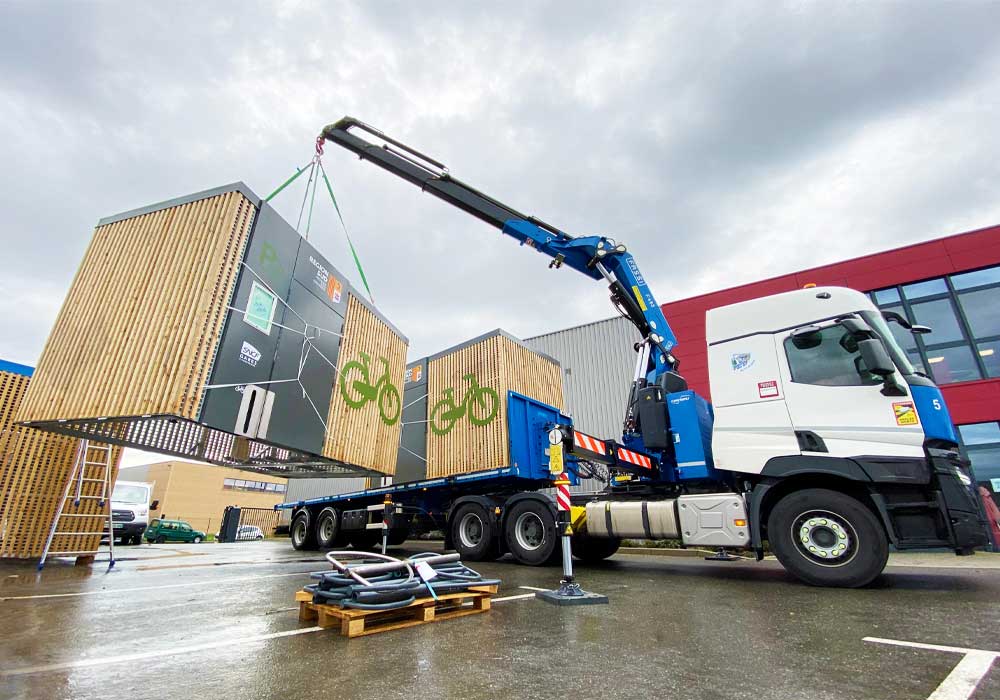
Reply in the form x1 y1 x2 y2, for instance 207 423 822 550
263 144 375 303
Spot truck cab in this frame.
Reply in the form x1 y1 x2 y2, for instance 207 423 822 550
707 286 988 584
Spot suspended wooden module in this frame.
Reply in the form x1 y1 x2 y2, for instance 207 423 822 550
397 330 563 480
17 184 407 478
0 360 121 560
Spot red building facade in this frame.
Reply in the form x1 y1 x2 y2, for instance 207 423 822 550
662 224 1000 483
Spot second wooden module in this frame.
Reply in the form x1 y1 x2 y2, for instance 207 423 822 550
397 330 563 480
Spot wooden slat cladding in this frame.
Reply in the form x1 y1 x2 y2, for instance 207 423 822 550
425 334 562 478
16 191 256 424
0 369 121 559
324 294 407 474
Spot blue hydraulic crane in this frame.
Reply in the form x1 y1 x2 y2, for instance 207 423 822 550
321 117 692 464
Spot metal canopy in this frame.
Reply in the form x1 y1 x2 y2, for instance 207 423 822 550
20 414 381 479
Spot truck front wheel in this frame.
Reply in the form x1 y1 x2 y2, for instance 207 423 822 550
504 500 558 566
291 511 317 551
767 488 888 588
450 503 499 561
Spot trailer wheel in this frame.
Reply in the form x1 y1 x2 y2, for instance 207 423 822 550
315 508 340 549
572 533 621 563
504 500 557 566
450 503 499 561
291 510 317 551
767 488 888 588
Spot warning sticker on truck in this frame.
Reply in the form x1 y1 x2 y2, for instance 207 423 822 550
893 401 919 426
758 380 779 398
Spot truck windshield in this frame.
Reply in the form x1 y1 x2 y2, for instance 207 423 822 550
112 485 149 504
860 310 916 377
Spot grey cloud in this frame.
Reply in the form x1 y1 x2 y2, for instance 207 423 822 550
2 1 999 369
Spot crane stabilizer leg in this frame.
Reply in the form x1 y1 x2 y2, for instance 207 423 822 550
536 474 608 606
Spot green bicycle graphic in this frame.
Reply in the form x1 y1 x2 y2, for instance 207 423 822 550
430 373 500 436
339 352 401 426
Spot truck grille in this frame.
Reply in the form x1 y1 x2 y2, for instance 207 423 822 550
112 509 135 522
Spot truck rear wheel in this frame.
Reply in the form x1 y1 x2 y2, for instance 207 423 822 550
450 503 499 561
315 508 340 549
291 510 317 551
504 500 557 566
767 488 888 588
572 533 621 563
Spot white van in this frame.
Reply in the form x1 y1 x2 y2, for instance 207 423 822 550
111 480 156 545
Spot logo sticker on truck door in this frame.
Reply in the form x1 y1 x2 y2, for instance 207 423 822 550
731 352 755 372
892 401 919 426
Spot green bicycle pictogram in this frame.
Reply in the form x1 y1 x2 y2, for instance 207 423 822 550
339 352 401 426
430 374 500 436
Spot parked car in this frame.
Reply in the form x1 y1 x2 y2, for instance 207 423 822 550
144 519 206 544
236 525 266 541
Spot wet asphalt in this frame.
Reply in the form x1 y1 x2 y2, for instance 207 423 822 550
0 541 997 700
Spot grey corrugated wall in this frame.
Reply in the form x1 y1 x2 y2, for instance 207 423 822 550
525 316 640 494
279 476 369 523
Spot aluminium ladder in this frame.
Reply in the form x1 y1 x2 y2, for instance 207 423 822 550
37 440 116 570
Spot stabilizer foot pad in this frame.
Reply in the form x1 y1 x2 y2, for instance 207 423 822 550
535 590 609 606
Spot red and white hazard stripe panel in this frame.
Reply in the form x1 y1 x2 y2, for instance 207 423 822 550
573 430 607 455
555 475 572 512
616 447 653 469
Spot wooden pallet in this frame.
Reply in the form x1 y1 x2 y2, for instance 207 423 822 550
295 584 498 638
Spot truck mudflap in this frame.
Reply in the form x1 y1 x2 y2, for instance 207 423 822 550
929 453 991 552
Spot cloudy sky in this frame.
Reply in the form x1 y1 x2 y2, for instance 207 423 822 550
2 3 999 366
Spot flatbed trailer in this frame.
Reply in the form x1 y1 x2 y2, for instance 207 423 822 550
276 392 596 565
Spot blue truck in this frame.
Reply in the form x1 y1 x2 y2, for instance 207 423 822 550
275 118 989 587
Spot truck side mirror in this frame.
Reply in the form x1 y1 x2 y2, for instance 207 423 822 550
883 310 932 335
857 339 895 376
150 500 160 511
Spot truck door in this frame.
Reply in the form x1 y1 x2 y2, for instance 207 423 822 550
775 320 924 458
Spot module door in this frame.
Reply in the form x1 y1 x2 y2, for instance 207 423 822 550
775 320 924 459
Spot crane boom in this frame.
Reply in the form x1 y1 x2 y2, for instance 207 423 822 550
320 116 681 385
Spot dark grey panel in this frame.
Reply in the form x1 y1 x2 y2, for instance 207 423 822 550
293 237 408 341
404 358 427 390
396 363 428 483
97 182 261 226
292 236 352 318
200 201 302 433
265 280 346 453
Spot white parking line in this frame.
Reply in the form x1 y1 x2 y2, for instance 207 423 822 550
864 637 998 700
492 593 538 603
1 627 324 677
0 571 313 601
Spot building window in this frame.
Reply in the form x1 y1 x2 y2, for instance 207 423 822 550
957 422 1000 483
869 264 1000 385
222 478 285 493
925 345 980 384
